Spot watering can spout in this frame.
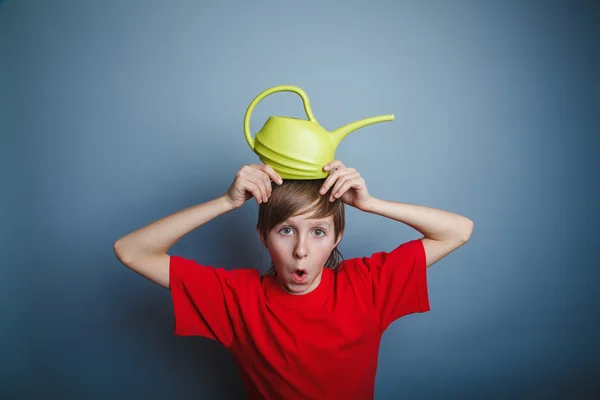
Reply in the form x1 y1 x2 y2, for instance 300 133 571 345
332 114 395 145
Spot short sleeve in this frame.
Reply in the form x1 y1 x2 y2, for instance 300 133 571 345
169 255 237 348
362 239 430 331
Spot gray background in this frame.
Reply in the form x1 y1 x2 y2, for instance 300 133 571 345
1 0 598 398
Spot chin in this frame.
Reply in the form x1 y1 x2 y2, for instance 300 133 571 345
283 285 307 294
278 271 320 295
282 282 314 295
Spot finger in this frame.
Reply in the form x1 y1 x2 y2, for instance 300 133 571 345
323 160 346 172
320 167 356 195
331 174 362 200
330 172 360 200
255 164 283 185
241 177 262 204
261 172 273 200
248 168 271 202
248 186 263 204
332 178 362 202
256 177 270 203
266 165 283 185
258 171 272 202
237 166 268 203
246 177 267 203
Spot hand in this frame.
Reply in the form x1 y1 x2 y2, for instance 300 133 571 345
225 164 283 209
319 160 374 211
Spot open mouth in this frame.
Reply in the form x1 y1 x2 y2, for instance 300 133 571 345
292 269 308 282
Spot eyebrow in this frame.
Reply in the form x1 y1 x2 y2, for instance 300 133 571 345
282 220 331 229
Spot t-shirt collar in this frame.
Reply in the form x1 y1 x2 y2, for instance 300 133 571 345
264 268 332 309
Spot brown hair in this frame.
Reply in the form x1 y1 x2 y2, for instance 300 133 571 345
257 179 345 275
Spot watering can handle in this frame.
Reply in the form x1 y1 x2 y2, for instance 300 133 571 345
244 85 317 151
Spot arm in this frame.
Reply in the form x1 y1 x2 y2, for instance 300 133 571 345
320 160 473 268
113 164 282 289
113 195 235 289
362 198 473 268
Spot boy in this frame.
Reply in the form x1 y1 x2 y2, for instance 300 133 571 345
114 160 474 399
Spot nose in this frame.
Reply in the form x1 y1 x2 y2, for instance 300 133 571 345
293 238 308 259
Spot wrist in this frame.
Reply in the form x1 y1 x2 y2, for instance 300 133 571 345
219 193 238 211
359 196 379 213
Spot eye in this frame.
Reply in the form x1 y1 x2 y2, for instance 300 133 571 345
313 228 325 237
279 227 293 235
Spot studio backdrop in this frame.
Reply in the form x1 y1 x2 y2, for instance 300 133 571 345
1 0 598 398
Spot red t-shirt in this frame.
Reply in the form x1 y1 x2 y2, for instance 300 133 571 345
169 238 430 399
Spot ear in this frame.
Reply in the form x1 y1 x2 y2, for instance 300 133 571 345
334 232 343 248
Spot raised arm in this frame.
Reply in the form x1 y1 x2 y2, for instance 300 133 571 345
113 164 282 289
362 199 473 268
319 160 473 268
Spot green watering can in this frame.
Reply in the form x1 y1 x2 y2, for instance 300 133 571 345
244 85 394 180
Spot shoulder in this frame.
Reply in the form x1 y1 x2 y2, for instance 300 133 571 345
337 239 425 276
169 255 262 289
361 239 424 268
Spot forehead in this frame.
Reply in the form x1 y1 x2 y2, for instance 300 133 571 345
283 213 333 227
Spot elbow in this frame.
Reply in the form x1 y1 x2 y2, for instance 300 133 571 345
459 218 474 243
113 239 125 261
113 238 163 267
113 238 134 266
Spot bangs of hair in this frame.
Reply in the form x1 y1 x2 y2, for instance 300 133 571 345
257 179 343 237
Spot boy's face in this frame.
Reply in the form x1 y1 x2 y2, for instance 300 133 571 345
259 209 342 295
